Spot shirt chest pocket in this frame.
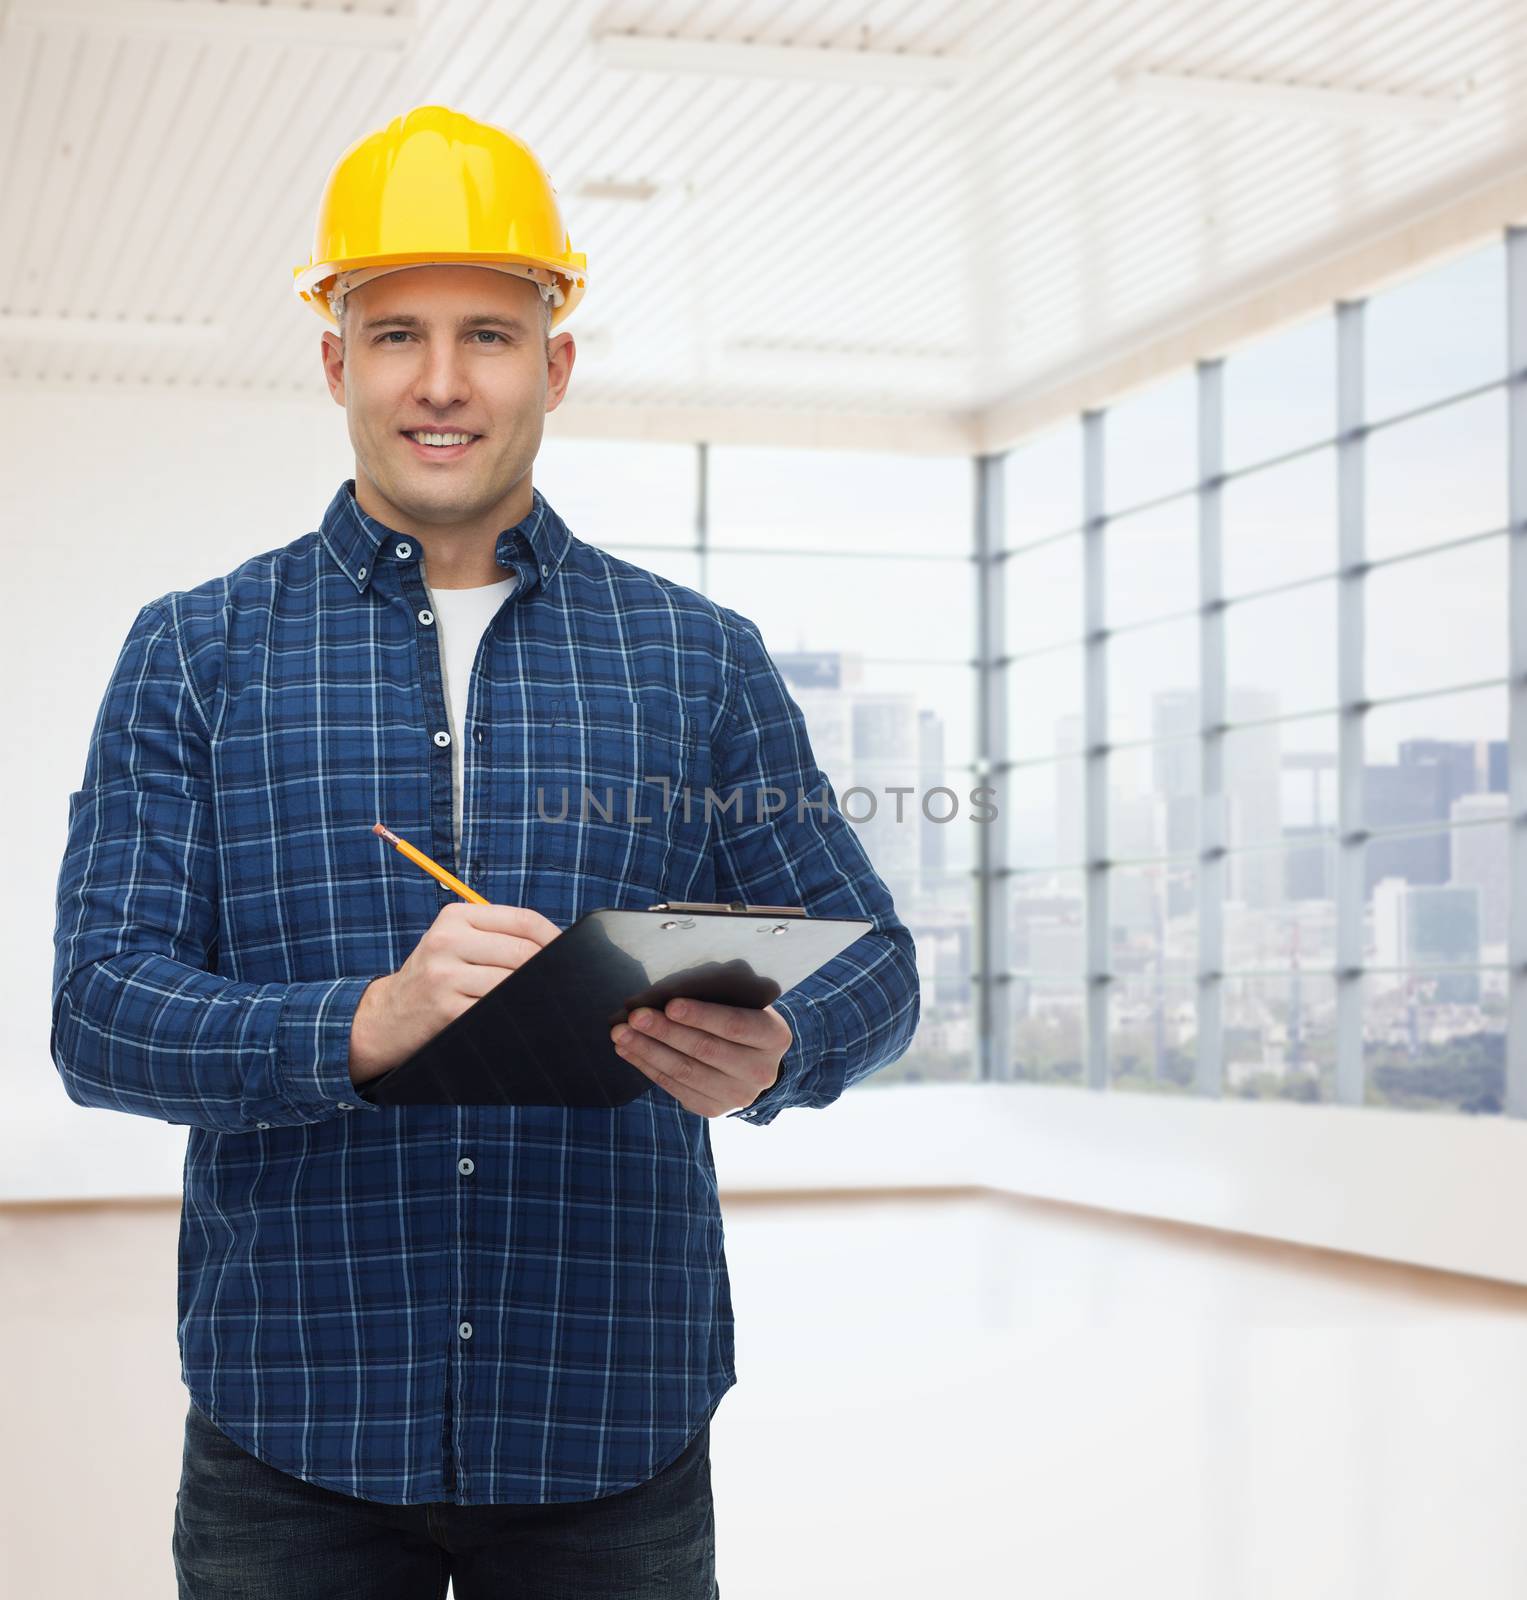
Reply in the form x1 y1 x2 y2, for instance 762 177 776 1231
529 695 711 909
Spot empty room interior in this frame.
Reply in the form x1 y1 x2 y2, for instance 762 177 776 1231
4 3 1527 1598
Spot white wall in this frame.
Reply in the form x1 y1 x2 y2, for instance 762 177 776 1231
3 384 349 1166
8 385 1526 1289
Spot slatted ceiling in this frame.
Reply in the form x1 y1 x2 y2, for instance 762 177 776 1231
662 18 1008 349
2 2 1526 440
1103 118 1485 325
507 0 929 339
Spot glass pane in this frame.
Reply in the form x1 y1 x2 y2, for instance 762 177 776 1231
1007 645 1083 761
1366 536 1506 702
902 870 973 953
1224 581 1338 720
774 655 976 772
1366 822 1508 962
1447 813 1509 956
1109 982 1197 1094
1111 860 1198 982
1004 419 1084 542
1223 841 1338 971
1105 368 1197 512
535 436 695 544
1109 737 1200 860
1011 867 1086 976
1364 687 1507 831
1012 979 1087 1085
1006 755 1086 871
1366 389 1507 562
1105 493 1196 628
837 767 985 888
1122 707 1340 854
708 446 972 555
612 544 701 590
1363 971 1505 1115
1222 447 1338 597
882 978 975 1085
1365 238 1506 424
706 552 971 662
771 663 980 867
781 659 973 784
1226 714 1339 849
1224 311 1337 471
1108 615 1198 746
891 870 976 1086
904 871 976 982
1005 534 1083 653
1224 973 1337 1101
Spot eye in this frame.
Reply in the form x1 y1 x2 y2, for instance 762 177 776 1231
471 330 506 344
376 330 411 344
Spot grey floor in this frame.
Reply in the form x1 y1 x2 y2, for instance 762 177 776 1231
3 1190 1525 1599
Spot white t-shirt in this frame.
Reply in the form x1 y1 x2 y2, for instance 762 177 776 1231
419 563 519 863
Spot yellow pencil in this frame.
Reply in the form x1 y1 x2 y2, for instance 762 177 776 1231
372 822 489 905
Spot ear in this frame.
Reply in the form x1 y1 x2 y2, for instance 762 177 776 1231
545 331 575 413
321 330 345 404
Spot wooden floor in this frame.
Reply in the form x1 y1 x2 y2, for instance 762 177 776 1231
3 1189 1525 1599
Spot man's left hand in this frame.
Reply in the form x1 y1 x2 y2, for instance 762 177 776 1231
610 999 791 1118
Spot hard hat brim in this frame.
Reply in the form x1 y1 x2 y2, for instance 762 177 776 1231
293 250 588 330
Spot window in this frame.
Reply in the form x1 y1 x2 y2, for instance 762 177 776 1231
536 436 696 545
1223 311 1336 472
989 226 1516 1111
1104 368 1197 512
543 225 1520 1115
1364 239 1506 424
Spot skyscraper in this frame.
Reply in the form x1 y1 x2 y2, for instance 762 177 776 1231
1451 792 1508 949
1372 879 1482 1003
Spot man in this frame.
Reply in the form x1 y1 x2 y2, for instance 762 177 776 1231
50 105 920 1599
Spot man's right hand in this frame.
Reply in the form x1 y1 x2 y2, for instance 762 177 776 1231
348 901 562 1085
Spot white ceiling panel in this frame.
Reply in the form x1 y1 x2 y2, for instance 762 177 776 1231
1 0 1525 449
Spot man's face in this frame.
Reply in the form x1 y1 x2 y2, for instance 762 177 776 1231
319 264 574 530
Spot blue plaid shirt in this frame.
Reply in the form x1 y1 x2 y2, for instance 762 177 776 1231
50 478 920 1505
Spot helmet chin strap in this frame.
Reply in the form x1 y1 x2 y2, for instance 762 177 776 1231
327 261 564 323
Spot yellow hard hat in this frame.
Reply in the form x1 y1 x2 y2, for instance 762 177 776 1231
292 103 587 331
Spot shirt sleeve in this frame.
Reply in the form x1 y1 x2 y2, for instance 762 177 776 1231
709 614 921 1126
50 598 384 1134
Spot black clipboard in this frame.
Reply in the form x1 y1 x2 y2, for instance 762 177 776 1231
355 900 874 1108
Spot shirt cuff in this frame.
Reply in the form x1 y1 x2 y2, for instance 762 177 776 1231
275 976 385 1122
726 992 826 1127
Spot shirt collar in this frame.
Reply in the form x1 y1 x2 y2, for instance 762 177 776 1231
318 477 572 597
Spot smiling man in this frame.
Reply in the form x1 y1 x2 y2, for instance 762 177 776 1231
50 105 920 1600
324 264 564 589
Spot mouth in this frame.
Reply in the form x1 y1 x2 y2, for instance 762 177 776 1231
400 429 481 461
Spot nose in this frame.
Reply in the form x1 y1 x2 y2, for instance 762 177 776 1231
411 337 472 413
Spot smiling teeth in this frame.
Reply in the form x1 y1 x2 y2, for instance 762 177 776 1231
409 432 475 446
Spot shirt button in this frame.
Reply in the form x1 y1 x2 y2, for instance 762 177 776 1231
459 1321 473 1340
541 563 549 576
458 1157 474 1175
337 1101 353 1111
357 567 366 579
473 727 484 743
433 730 451 747
256 1122 270 1130
418 608 434 626
395 542 412 559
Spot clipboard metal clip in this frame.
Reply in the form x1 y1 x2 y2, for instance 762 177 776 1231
647 900 807 916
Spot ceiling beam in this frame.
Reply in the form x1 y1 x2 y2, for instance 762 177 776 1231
5 0 416 49
976 148 1527 455
590 29 973 89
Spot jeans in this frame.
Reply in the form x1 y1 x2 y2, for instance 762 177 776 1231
172 1399 720 1599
